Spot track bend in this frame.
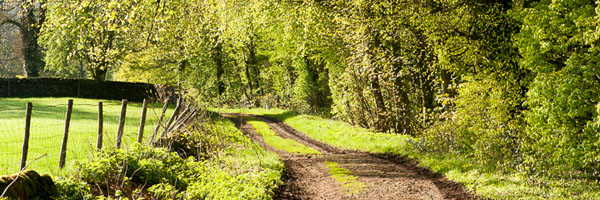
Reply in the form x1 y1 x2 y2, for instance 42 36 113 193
222 113 479 200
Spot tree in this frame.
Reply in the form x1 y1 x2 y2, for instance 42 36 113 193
41 0 140 81
259 0 337 113
323 0 434 133
0 22 23 77
0 0 46 77
419 0 528 167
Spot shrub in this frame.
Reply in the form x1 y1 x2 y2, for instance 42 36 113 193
77 144 191 195
516 0 600 179
54 177 96 200
421 76 524 170
148 183 181 200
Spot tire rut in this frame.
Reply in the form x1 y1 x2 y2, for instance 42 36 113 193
222 113 479 200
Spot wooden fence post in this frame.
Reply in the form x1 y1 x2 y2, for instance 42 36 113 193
160 97 182 139
97 101 103 150
59 99 73 169
137 99 148 143
20 102 32 170
151 101 169 143
116 99 127 149
77 79 81 97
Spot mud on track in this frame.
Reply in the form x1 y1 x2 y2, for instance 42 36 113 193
223 113 480 200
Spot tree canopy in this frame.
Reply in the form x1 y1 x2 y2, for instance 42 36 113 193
0 0 598 183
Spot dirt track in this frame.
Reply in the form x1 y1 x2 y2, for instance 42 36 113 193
224 113 479 200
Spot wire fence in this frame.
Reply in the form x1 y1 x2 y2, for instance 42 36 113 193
0 98 173 175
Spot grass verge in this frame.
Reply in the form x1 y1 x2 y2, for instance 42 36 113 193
212 108 600 199
245 116 320 155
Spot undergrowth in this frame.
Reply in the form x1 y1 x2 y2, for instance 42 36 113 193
54 112 283 199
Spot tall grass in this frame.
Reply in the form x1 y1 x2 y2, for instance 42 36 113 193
0 97 174 175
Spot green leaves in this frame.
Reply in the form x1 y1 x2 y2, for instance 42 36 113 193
40 0 141 80
516 0 600 179
35 0 600 183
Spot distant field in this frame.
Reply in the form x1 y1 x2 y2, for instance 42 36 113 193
0 97 174 175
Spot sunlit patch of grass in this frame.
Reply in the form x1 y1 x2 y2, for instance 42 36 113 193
245 117 320 155
324 161 364 194
211 108 412 154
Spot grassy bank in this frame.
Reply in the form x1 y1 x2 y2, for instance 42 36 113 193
213 108 600 199
0 97 174 175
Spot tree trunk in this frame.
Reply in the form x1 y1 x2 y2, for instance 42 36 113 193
245 37 259 106
419 73 434 125
369 31 388 131
213 41 225 95
441 69 452 96
389 63 414 135
19 1 46 78
248 38 262 97
370 73 387 131
413 48 434 126
440 69 453 111
92 64 107 81
245 58 253 100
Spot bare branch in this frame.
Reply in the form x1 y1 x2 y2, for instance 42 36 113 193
0 154 48 198
0 18 21 30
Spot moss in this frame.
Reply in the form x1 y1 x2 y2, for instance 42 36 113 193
0 170 58 199
324 161 364 194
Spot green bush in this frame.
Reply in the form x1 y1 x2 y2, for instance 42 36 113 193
523 68 600 178
421 76 524 170
148 183 181 199
77 144 192 193
54 177 96 200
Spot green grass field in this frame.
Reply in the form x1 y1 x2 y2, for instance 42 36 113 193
0 97 174 176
